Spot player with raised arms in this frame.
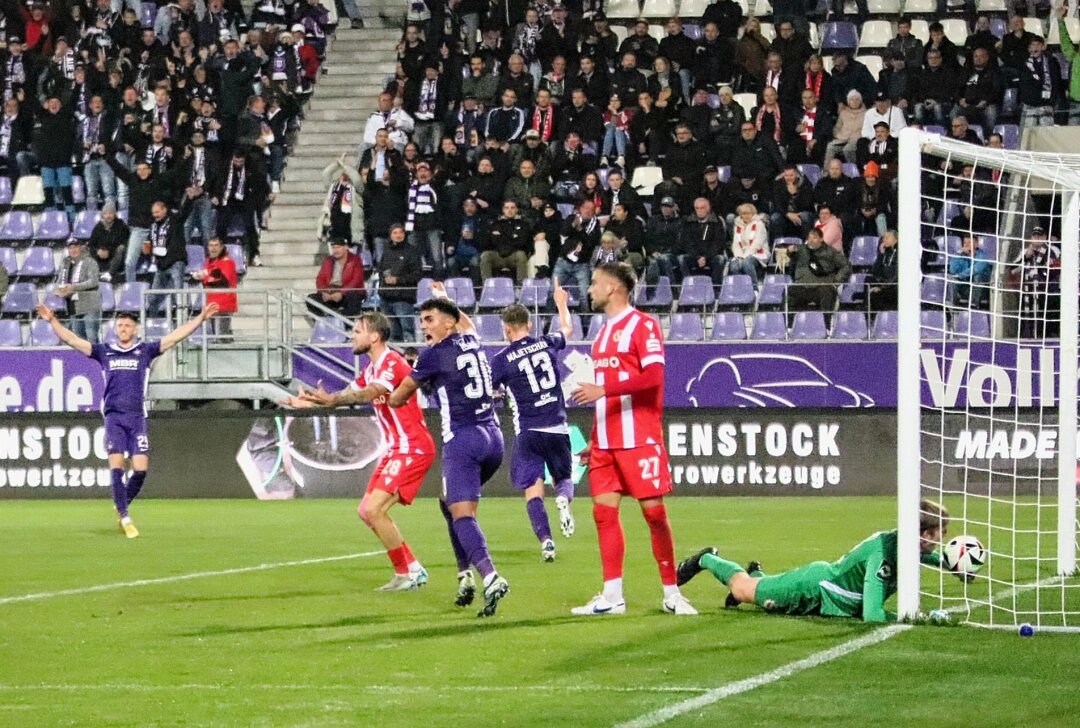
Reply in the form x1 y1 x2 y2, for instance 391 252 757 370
36 302 219 538
280 312 435 591
489 279 576 562
569 262 697 616
676 499 958 621
388 283 510 617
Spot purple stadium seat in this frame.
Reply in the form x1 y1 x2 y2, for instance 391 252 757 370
935 201 963 228
478 277 515 310
473 314 505 341
0 246 16 275
556 203 574 219
310 316 348 344
750 312 787 340
35 210 70 244
718 274 755 307
668 312 705 341
0 319 22 345
144 318 169 340
99 283 115 312
118 209 128 222
820 22 859 52
549 313 584 340
646 276 674 309
790 311 829 340
586 314 604 340
519 277 551 310
757 274 790 307
445 277 476 309
683 23 702 41
18 246 56 279
921 275 948 306
72 210 100 240
115 282 148 313
976 236 997 259
71 176 86 205
1001 87 1019 119
226 243 247 276
711 312 747 340
29 319 60 346
678 275 716 308
1 282 36 316
849 236 879 268
185 245 206 275
872 310 898 339
560 281 582 309
716 166 731 183
921 310 947 339
990 17 1006 39
839 273 868 306
842 162 859 178
101 321 120 344
832 311 868 340
414 277 434 307
139 2 157 27
0 176 12 207
924 124 946 136
41 284 66 313
597 167 610 188
0 211 34 244
797 164 822 185
993 123 1020 150
952 311 991 338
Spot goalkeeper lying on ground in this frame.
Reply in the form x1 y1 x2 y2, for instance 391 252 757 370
676 499 949 623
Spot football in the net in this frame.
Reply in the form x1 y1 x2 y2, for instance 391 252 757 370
942 535 986 574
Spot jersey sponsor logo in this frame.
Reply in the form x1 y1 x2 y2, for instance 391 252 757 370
107 359 140 371
594 357 623 369
645 337 662 353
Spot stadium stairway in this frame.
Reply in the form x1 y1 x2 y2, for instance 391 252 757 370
234 8 401 337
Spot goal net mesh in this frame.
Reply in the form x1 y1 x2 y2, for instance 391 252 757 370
897 128 1079 631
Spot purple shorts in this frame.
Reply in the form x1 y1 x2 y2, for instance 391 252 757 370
510 429 572 490
104 413 150 456
442 422 504 505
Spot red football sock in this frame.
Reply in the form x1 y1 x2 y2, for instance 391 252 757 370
386 546 409 575
642 504 677 587
593 503 625 582
400 541 416 565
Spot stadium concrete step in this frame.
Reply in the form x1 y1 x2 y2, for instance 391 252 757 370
296 120 366 135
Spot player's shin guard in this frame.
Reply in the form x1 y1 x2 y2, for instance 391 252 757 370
439 499 470 573
525 497 552 543
126 470 147 502
642 504 677 587
110 468 129 517
450 516 495 580
593 503 625 581
386 545 410 576
700 553 746 585
554 479 574 502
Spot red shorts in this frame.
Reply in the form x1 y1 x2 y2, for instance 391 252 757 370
589 442 673 500
366 450 436 505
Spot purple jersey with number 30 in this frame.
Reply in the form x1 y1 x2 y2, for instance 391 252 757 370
89 341 163 416
490 332 568 434
410 332 497 441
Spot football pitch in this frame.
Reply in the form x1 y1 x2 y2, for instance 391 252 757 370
2 497 1078 727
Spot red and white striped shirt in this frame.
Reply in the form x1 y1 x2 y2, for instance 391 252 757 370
353 349 435 456
590 307 666 450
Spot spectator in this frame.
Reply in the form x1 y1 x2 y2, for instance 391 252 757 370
406 62 451 157
802 55 834 112
601 93 632 168
965 16 998 67
861 91 907 139
496 53 535 109
484 88 527 144
856 122 899 185
35 94 77 222
1018 36 1062 128
753 85 785 149
788 89 833 165
866 231 899 311
509 128 551 178
723 174 769 228
703 0 745 39
699 165 727 217
481 199 530 283
465 155 508 215
854 162 892 236
660 18 698 101
538 4 577 70
364 91 416 151
680 197 726 284
447 197 483 278
513 9 545 82
662 123 708 208
213 149 267 266
770 165 814 240
107 157 185 284
0 97 32 184
630 91 667 165
814 204 844 252
761 51 800 108
729 203 769 286
527 89 558 144
948 115 983 145
949 236 993 309
569 56 609 108
602 169 642 219
771 19 814 70
360 128 409 264
787 228 852 313
308 236 365 317
559 88 604 145
80 95 118 212
1012 226 1060 339
914 48 961 126
182 130 221 247
878 52 916 114
319 154 362 246
555 199 601 309
887 17 924 70
378 224 422 341
538 56 569 107
998 14 1039 72
954 47 1003 134
55 240 102 343
644 196 682 283
648 56 683 119
405 161 444 274
191 236 239 339
829 53 877 112
148 199 192 316
735 17 771 90
603 202 646 273
731 120 784 186
814 159 859 244
619 20 659 70
551 132 598 200
695 22 735 91
504 158 551 214
823 90 866 166
924 22 962 70
1057 7 1080 125
89 202 130 283
592 230 628 267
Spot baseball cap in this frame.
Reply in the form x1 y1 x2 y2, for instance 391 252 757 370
875 90 888 102
1031 226 1046 235
523 129 541 139
291 23 305 33
660 196 676 206
704 165 718 174
328 235 349 246
863 161 880 178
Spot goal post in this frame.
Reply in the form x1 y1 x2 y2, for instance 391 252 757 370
896 127 1079 630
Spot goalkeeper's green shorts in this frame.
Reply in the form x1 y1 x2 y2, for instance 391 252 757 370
753 561 832 616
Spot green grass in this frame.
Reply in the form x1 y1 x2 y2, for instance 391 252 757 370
1 497 1079 727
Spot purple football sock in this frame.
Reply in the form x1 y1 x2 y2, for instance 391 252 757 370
439 499 470 572
126 470 147 502
555 479 574 502
451 516 495 580
526 497 552 543
110 468 128 517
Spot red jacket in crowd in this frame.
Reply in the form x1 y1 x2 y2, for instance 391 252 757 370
316 252 365 293
202 255 239 313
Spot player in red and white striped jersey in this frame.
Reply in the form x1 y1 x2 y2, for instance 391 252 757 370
282 312 436 591
569 262 697 616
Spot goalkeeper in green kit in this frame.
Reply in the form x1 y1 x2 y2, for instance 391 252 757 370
675 500 950 623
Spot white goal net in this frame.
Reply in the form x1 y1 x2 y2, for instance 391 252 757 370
896 128 1080 631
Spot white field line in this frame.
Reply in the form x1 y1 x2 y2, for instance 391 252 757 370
0 684 708 695
0 551 384 606
614 624 912 728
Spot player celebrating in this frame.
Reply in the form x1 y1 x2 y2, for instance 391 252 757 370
569 262 697 616
489 282 576 563
281 312 435 591
36 303 219 538
676 500 953 622
388 284 509 617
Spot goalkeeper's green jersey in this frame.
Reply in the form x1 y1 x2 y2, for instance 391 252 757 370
818 529 942 622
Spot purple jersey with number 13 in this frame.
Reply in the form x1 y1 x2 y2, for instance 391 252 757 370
89 341 163 416
410 332 497 441
490 332 568 434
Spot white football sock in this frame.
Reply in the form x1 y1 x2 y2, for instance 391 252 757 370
602 578 624 604
662 584 680 600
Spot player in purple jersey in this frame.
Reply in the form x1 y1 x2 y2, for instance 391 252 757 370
36 303 219 538
388 282 510 617
490 279 576 562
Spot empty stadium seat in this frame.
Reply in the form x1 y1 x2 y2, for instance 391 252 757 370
606 0 640 18
941 19 969 46
41 284 66 313
859 20 895 50
0 211 34 245
952 311 991 338
415 278 434 307
1023 17 1044 37
750 311 787 340
975 0 1007 10
478 277 515 310
832 311 869 340
849 236 880 268
868 0 901 12
0 319 22 346
820 22 859 53
33 210 69 245
678 275 716 308
758 22 776 42
797 164 822 185
114 282 148 313
630 165 664 196
842 162 860 178
644 276 674 310
1 282 36 316
550 313 584 341
0 246 16 275
18 246 55 279
718 274 755 307
921 310 947 339
71 176 86 206
908 19 930 44
871 310 898 339
473 314 505 341
12 176 44 207
641 0 677 17
903 0 936 13
678 0 711 16
1049 18 1080 47
310 316 348 344
757 274 790 307
857 55 884 80
668 312 705 341
733 93 757 118
99 283 115 313
28 319 60 346
586 314 605 341
716 166 732 183
994 123 1020 150
711 312 747 340
72 210 100 240
519 277 551 310
139 2 157 27
1001 87 1019 119
185 244 206 275
144 318 170 340
790 311 829 340
750 0 772 16
227 244 247 276
839 273 868 306
0 176 12 207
